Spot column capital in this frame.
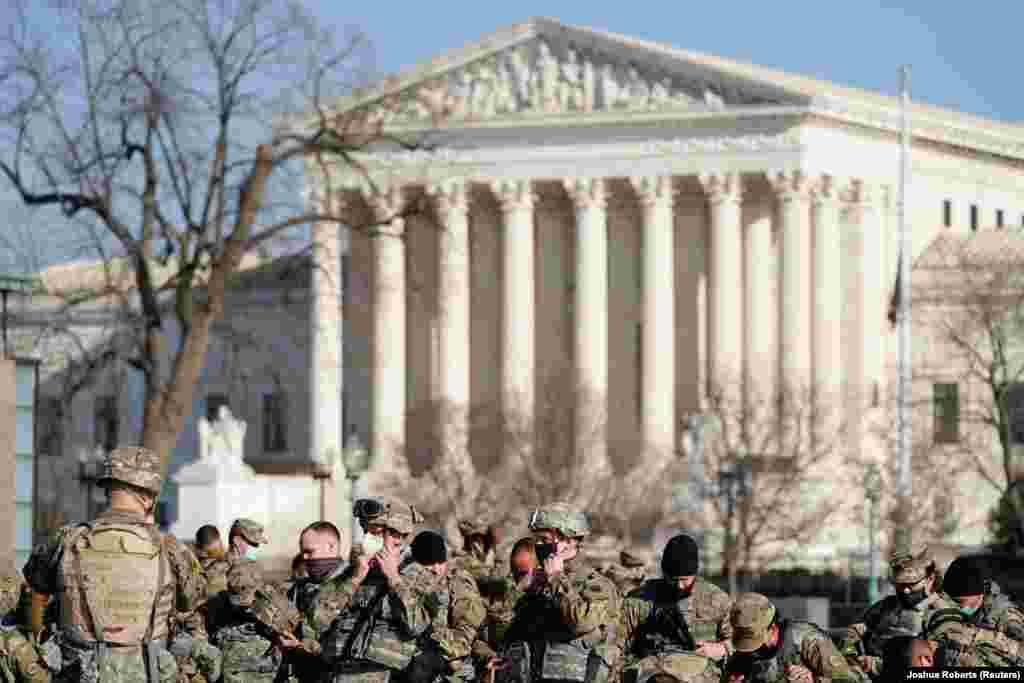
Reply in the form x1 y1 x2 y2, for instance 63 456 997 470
698 172 743 205
428 179 470 215
563 177 607 209
363 184 407 231
767 169 813 201
844 179 890 208
811 174 842 205
629 175 674 207
491 178 535 211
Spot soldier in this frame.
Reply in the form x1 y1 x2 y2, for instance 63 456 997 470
838 542 955 678
22 446 207 683
453 519 500 581
923 606 1024 668
494 502 620 683
472 538 538 671
724 593 863 683
215 559 302 683
194 527 225 571
942 555 1024 643
608 550 649 595
205 519 268 636
618 534 732 683
406 531 487 683
1 575 51 683
309 497 432 683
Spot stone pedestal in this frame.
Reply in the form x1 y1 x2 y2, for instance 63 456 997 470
170 407 320 567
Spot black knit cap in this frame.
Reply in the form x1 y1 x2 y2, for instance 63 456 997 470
943 556 989 597
661 534 700 578
412 530 448 566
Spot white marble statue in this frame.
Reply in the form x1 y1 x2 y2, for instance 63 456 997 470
197 405 247 469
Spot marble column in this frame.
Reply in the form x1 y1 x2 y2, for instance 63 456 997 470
630 175 675 459
310 193 346 539
564 176 608 472
700 172 744 397
769 170 814 397
744 199 774 407
852 179 885 405
429 180 471 469
812 175 843 412
492 179 536 447
367 186 407 478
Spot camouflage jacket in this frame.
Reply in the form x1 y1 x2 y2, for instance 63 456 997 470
928 618 1024 668
963 582 1024 642
471 575 523 664
450 550 495 583
619 578 733 668
725 620 864 683
0 618 50 683
502 557 621 668
419 567 487 665
839 591 955 673
601 566 646 597
308 559 433 669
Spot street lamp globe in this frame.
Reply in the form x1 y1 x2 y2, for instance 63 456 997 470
343 432 369 482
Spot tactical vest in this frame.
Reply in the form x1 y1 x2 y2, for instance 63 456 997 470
321 567 419 672
215 622 279 676
405 578 452 683
630 580 723 660
733 620 807 683
862 595 937 656
58 520 172 647
974 587 1024 640
499 565 615 683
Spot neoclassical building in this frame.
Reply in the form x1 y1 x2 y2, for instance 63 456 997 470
306 18 1024 547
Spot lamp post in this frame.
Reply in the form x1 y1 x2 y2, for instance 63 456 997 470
343 432 370 547
864 463 882 604
720 452 752 596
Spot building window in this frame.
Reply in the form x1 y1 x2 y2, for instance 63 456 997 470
997 209 1005 228
943 199 952 228
933 383 960 444
970 205 979 232
1005 383 1024 445
262 393 288 452
94 396 119 452
206 393 229 422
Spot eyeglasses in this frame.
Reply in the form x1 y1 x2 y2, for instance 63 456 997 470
354 499 386 519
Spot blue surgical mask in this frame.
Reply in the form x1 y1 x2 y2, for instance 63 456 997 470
960 606 979 618
244 547 258 561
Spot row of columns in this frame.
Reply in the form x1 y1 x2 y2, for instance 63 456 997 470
360 170 886 472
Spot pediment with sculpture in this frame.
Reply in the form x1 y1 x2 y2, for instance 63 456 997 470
353 35 797 127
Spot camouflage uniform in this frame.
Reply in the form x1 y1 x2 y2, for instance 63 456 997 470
725 593 863 683
22 446 207 683
204 519 266 638
601 552 647 597
926 608 1024 667
838 543 955 679
451 520 498 582
213 559 300 683
309 497 433 683
497 503 621 683
407 565 487 683
280 568 343 683
619 577 732 683
0 576 51 683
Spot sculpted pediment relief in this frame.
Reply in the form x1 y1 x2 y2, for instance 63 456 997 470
355 36 792 126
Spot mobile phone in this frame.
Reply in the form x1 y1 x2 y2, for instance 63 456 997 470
535 542 557 563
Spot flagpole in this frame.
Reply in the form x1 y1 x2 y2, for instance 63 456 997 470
895 65 913 552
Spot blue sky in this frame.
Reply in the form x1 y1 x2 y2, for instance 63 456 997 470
329 0 1018 121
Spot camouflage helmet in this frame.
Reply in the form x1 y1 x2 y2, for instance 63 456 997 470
0 574 23 614
353 497 422 536
230 518 268 546
98 446 163 496
458 518 490 539
890 542 934 584
528 502 590 538
620 550 646 568
730 592 778 652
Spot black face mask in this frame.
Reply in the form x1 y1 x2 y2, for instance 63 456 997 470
304 558 342 581
898 589 928 608
751 641 779 661
535 543 557 563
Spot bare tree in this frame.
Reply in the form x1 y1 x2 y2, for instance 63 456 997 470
696 381 855 590
0 0 422 469
912 234 1024 545
392 371 687 546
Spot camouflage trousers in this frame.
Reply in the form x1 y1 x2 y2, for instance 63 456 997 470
54 642 178 683
325 659 403 683
621 653 721 683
